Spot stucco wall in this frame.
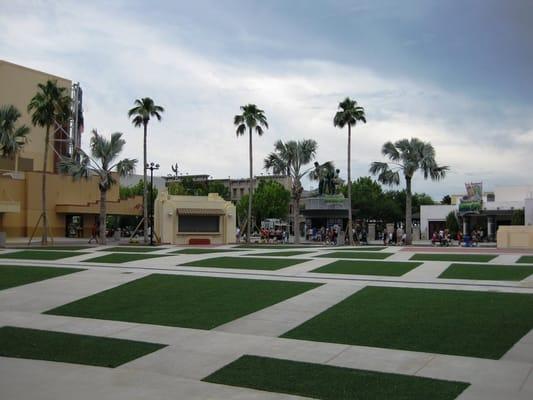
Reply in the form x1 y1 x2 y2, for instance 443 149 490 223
497 226 533 249
420 205 457 239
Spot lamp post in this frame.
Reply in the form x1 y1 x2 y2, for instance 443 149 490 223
146 162 160 245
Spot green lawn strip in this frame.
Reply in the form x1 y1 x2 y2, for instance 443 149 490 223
99 246 161 253
84 253 170 264
234 244 315 249
332 246 387 251
0 250 86 260
8 246 92 251
316 251 392 260
46 274 320 329
439 263 533 281
248 251 311 257
410 253 496 262
171 248 242 255
181 256 309 270
203 355 469 400
0 265 83 290
517 256 533 264
0 326 165 368
312 260 422 276
282 286 533 359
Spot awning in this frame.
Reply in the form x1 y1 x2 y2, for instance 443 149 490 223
177 208 225 216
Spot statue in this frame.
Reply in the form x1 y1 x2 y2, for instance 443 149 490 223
311 162 340 196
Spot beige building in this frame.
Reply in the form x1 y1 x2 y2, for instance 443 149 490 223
0 60 141 238
154 191 236 245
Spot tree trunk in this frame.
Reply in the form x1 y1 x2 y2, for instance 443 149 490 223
143 121 148 243
99 188 107 245
293 195 300 244
247 127 253 243
41 125 50 245
347 124 353 246
405 176 413 245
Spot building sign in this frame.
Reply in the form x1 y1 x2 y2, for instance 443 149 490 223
459 182 482 213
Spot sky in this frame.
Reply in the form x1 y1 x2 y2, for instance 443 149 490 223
1 0 532 199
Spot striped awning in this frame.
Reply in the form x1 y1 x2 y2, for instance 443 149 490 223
176 208 225 216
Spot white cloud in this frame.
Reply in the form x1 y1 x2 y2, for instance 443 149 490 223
1 0 531 199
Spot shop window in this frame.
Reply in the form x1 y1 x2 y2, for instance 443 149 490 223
178 216 219 232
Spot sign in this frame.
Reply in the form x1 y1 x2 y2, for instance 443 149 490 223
459 182 482 213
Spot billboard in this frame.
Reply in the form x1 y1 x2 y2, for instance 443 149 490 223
459 182 482 213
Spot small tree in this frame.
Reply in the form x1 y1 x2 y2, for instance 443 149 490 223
0 105 30 170
445 211 460 236
511 209 525 225
59 130 137 244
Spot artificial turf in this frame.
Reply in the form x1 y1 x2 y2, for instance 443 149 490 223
0 326 165 368
0 265 82 290
84 253 169 263
312 260 422 276
333 246 387 251
282 286 533 359
171 248 242 255
249 251 311 257
316 251 392 260
181 256 308 270
439 263 533 281
8 246 92 251
99 246 162 252
46 274 320 329
517 256 533 264
410 253 496 262
0 250 85 261
203 355 469 400
234 244 315 249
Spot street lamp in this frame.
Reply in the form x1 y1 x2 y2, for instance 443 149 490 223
146 162 160 245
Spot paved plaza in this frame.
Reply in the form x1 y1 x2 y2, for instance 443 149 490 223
1 244 533 399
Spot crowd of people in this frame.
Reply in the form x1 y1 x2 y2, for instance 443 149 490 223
431 228 485 247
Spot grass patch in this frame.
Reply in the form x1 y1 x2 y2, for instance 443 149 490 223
204 355 469 400
0 326 165 368
84 253 169 263
333 246 387 251
249 251 311 257
316 251 392 260
8 246 91 251
282 286 533 359
517 256 533 264
171 248 241 255
181 256 308 270
99 246 161 252
439 263 533 281
313 260 422 276
46 274 320 329
0 250 85 261
410 253 496 262
234 244 315 249
0 265 82 290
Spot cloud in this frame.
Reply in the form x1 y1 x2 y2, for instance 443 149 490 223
1 0 531 199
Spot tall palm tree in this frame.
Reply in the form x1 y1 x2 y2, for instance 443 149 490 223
369 138 448 245
264 139 317 244
234 104 268 242
334 97 366 245
0 105 30 168
58 130 137 244
128 98 164 243
28 80 71 244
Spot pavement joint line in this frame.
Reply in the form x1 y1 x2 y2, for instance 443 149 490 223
323 345 352 364
412 354 437 376
519 364 533 392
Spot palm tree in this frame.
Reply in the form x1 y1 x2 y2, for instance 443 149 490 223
234 104 268 242
264 139 317 244
58 130 137 244
28 80 71 244
334 97 366 246
0 105 30 168
369 138 448 245
128 98 164 243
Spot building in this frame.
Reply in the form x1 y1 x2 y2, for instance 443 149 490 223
420 184 533 240
154 191 236 245
163 173 291 202
0 60 141 238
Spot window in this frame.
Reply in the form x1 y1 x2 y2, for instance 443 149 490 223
233 188 237 198
240 188 244 196
178 216 220 232
486 193 495 202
